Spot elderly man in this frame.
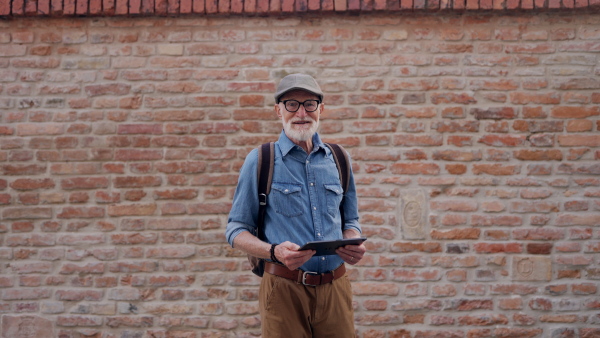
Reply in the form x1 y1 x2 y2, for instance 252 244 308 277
226 73 365 337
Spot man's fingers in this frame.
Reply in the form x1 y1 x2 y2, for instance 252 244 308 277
275 241 315 269
284 251 314 270
337 245 365 266
338 245 364 256
279 241 300 251
296 249 315 257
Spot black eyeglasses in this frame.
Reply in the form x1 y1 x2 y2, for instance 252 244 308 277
281 99 321 113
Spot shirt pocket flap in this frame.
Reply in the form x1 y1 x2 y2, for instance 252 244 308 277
271 182 302 195
324 184 343 195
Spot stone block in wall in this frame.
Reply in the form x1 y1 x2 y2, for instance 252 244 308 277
400 189 427 240
1 315 54 338
512 256 552 282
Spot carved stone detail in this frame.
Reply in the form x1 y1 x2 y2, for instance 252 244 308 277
400 189 427 240
1 315 54 338
512 256 552 281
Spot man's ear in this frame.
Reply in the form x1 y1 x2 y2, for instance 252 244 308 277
275 103 282 118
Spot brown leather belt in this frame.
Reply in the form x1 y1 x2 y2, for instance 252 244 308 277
264 261 346 286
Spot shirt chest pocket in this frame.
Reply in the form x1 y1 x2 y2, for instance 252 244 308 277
324 184 344 217
270 182 304 217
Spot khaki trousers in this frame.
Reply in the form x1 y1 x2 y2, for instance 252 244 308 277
259 271 355 338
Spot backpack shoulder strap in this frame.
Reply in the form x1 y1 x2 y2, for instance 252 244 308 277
256 142 274 240
325 143 350 194
325 143 350 229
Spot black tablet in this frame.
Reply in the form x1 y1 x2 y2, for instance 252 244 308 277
299 238 367 256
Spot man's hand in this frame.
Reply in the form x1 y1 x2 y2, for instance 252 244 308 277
275 241 315 271
337 229 366 265
336 244 365 265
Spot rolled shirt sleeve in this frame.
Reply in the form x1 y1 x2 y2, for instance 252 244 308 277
225 148 260 247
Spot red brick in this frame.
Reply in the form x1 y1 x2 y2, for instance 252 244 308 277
148 275 195 287
10 178 55 191
514 149 563 161
511 92 561 104
84 84 131 96
431 228 480 240
511 200 559 213
566 119 593 132
445 164 467 175
351 121 397 134
10 221 34 233
118 124 163 135
115 149 163 161
526 243 553 254
431 92 477 105
54 205 104 219
433 150 482 162
61 177 110 190
390 163 440 175
110 232 158 245
558 135 600 147
60 262 105 274
0 0 11 14
447 136 473 147
393 134 443 146
147 246 195 258
454 299 494 311
556 214 600 226
191 0 204 12
478 134 526 147
552 106 599 118
472 164 520 176
432 120 479 133
459 313 508 326
348 93 397 105
474 243 523 254
109 261 157 273
3 288 52 300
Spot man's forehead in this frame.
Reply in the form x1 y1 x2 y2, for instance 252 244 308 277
280 89 320 100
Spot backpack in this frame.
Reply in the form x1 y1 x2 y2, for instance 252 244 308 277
248 142 350 277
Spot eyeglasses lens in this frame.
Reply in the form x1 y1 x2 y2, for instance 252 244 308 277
284 100 319 113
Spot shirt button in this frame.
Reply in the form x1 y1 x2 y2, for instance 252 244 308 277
313 207 317 210
284 189 289 193
310 183 314 186
322 257 325 261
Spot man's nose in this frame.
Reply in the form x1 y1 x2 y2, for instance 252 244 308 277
295 105 308 117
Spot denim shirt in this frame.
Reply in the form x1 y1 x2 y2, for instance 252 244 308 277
226 131 361 274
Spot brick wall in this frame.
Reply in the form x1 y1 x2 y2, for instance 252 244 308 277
1 11 600 338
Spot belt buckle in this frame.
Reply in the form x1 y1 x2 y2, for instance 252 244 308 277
301 271 319 286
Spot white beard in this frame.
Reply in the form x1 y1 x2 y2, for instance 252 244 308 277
283 117 319 142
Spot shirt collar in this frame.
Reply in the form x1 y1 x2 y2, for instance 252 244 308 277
278 130 326 157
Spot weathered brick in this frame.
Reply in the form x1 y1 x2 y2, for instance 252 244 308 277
478 134 526 147
57 206 105 219
106 315 154 328
147 246 196 258
3 207 53 220
61 177 109 190
474 243 523 254
56 290 104 302
431 228 480 240
84 84 131 96
107 203 156 216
